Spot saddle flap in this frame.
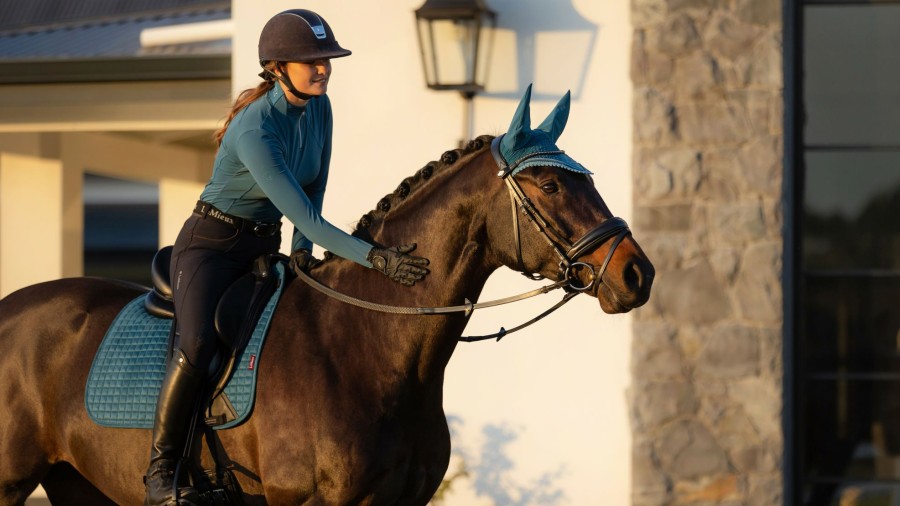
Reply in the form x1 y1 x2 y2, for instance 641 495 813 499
213 272 257 349
207 255 282 426
213 255 279 350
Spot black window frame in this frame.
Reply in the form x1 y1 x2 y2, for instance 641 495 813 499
787 0 900 504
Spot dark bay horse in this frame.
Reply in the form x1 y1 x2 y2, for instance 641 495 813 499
0 98 653 505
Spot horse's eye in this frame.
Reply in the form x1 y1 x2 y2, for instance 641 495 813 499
541 182 559 194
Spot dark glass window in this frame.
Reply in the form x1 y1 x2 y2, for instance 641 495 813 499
797 2 900 505
803 151 900 271
803 4 900 146
83 173 158 286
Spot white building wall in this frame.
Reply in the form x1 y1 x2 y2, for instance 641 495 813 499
232 1 633 504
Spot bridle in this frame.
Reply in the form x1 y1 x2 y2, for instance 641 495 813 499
292 137 633 341
490 135 631 292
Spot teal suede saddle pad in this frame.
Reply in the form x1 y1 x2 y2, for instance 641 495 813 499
85 262 286 430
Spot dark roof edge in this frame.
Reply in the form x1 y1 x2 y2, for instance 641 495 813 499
0 55 230 84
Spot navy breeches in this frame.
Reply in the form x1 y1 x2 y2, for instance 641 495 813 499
169 210 281 369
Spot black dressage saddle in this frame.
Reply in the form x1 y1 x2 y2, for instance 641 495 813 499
144 245 282 426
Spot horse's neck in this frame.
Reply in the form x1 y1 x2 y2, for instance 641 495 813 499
368 150 501 306
321 149 502 385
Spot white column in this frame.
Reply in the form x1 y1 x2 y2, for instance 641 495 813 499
61 159 84 279
159 178 206 247
0 152 82 297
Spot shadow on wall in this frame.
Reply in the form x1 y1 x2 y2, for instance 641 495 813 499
483 0 598 101
433 416 567 506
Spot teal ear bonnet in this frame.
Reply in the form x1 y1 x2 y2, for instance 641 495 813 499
498 84 592 176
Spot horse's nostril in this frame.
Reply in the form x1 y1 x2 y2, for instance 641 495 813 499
623 261 642 291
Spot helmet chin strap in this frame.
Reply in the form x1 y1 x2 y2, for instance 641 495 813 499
265 66 315 101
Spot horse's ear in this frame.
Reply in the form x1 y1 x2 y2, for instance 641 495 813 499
535 90 570 142
502 83 534 151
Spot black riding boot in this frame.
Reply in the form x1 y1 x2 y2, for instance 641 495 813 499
144 348 204 506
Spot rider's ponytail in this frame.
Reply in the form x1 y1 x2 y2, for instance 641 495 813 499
213 62 277 146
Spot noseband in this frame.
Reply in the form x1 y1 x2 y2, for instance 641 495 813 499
490 136 631 292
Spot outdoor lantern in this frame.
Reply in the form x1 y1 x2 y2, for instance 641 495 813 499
414 0 496 99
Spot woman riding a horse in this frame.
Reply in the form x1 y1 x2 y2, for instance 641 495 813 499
0 24 654 503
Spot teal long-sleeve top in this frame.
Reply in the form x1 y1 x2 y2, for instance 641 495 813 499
199 85 373 267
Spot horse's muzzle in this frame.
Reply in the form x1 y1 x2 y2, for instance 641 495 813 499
593 249 654 314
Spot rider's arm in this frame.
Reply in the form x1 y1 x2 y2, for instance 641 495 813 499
233 127 373 267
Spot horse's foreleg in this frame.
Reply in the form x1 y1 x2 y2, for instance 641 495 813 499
0 475 44 506
0 445 47 506
0 386 50 506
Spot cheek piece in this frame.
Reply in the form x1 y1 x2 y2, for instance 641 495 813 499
264 65 316 101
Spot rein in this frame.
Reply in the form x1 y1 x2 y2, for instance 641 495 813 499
293 137 632 342
293 269 574 341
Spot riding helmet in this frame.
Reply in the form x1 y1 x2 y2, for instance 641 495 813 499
258 9 351 64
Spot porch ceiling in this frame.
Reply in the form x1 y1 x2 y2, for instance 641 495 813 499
0 79 230 134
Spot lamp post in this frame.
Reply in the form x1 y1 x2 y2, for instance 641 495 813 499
414 0 497 144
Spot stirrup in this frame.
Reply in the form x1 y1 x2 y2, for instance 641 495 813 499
144 460 200 506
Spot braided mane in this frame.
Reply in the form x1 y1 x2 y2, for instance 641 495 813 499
350 134 494 238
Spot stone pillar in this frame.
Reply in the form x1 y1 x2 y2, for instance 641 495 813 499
0 152 82 297
629 0 783 504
